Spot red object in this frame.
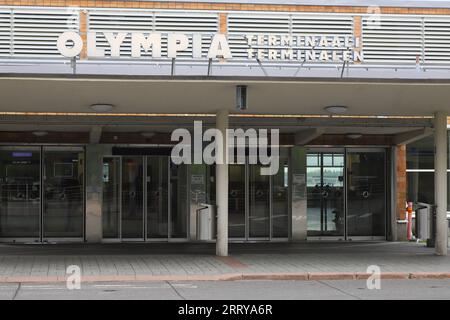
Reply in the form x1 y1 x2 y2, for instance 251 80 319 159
407 202 413 241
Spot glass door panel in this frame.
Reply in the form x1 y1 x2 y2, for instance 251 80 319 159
147 156 169 239
307 153 322 234
170 162 188 238
121 157 144 239
229 165 246 238
102 157 120 239
249 164 270 238
272 156 289 238
0 147 41 238
347 151 386 238
307 152 345 237
43 148 84 238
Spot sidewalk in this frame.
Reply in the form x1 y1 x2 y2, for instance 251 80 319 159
0 242 449 283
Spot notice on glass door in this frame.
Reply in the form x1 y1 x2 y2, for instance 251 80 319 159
292 173 306 200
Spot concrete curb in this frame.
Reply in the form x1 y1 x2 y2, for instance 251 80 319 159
0 272 450 283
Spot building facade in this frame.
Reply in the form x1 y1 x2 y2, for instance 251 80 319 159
0 0 449 255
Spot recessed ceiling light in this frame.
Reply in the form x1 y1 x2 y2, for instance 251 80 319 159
32 131 48 137
346 133 363 139
90 104 114 112
324 105 348 114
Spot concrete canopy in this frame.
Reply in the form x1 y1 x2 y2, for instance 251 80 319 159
0 75 447 117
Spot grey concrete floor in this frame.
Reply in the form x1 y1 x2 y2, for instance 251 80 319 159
0 279 449 300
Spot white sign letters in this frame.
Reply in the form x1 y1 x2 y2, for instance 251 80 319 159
57 31 363 62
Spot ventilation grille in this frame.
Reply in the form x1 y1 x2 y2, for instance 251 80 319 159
362 16 423 64
88 11 218 58
227 13 353 60
0 10 11 56
424 18 450 65
7 9 79 57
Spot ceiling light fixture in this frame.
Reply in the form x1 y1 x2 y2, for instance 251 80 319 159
141 132 155 138
32 131 48 137
90 104 114 113
324 105 348 114
346 133 363 139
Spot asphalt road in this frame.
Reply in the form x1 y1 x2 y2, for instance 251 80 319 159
0 279 449 300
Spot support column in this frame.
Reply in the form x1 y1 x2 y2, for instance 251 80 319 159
216 109 229 256
434 111 448 256
85 144 105 243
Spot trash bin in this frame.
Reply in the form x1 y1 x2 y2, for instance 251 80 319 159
427 205 437 248
415 202 430 241
196 203 216 241
414 202 437 247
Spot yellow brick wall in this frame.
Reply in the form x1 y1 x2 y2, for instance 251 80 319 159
2 1 450 15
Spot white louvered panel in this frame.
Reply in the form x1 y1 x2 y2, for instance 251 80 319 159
292 14 353 61
154 12 218 58
362 16 423 64
424 18 450 65
12 9 79 57
88 11 153 57
291 14 353 34
0 10 11 57
227 14 290 59
88 11 218 58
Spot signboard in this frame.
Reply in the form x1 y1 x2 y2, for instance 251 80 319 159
57 32 363 62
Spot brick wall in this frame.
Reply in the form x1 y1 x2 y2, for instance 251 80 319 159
2 1 450 15
397 145 407 220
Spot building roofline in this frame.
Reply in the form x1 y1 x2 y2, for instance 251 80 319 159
134 0 450 9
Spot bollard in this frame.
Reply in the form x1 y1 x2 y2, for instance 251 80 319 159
407 201 413 241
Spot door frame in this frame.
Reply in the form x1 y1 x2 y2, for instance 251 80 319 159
41 146 86 243
102 155 189 242
306 147 388 241
306 148 346 241
0 145 86 243
346 148 387 241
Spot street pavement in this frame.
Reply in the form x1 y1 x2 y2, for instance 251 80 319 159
0 242 449 280
0 279 449 300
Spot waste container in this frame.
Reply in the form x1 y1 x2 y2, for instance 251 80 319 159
427 205 437 248
196 203 216 241
415 202 431 241
414 202 437 247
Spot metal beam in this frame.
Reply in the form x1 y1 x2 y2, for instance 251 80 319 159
393 127 433 145
295 128 325 145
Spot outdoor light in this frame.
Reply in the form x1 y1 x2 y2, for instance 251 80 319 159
236 85 248 111
324 105 348 114
346 133 363 139
32 131 48 137
90 104 114 112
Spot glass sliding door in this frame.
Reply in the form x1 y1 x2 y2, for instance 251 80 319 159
229 165 246 238
0 147 41 239
102 155 187 241
42 147 84 239
307 151 345 238
169 162 188 239
121 157 144 239
102 157 120 239
272 155 289 238
346 150 386 239
147 156 169 239
248 164 270 238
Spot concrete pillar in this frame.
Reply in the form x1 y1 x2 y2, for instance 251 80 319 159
85 144 105 243
216 109 229 256
434 111 448 256
291 146 308 240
